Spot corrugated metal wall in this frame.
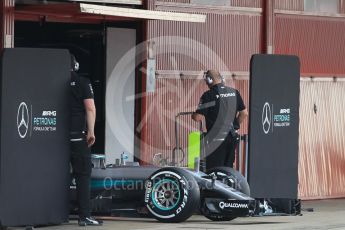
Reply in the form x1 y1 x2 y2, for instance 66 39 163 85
274 0 304 11
143 77 249 166
143 1 260 165
156 0 262 8
230 0 262 8
148 14 261 72
143 78 205 164
149 2 261 71
157 0 190 3
155 0 305 9
0 0 14 50
270 11 345 199
299 81 345 199
275 14 345 75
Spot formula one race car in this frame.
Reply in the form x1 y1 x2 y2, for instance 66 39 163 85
71 112 259 223
70 162 258 223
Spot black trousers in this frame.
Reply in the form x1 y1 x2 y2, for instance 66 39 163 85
70 138 92 219
205 134 239 171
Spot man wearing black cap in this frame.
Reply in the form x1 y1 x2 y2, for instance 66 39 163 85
192 70 248 171
70 55 101 226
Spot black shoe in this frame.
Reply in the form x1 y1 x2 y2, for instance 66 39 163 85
78 217 103 226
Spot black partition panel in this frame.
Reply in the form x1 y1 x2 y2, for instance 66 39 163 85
248 54 300 199
0 49 70 226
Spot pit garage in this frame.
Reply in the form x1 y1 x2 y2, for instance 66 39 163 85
1 0 344 229
13 0 205 164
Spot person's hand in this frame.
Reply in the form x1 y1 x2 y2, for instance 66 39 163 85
86 131 96 147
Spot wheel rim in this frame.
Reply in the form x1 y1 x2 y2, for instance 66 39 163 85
151 179 181 211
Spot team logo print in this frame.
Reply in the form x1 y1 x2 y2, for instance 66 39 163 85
262 102 272 134
219 201 249 209
17 102 29 138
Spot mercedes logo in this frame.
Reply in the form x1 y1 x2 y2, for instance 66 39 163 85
17 102 29 138
262 102 272 134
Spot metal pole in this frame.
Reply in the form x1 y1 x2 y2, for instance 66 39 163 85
139 0 149 165
173 114 180 165
199 120 206 172
173 112 194 166
262 0 274 54
238 135 243 174
245 135 249 179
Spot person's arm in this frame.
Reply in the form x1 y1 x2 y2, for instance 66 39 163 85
236 109 248 125
84 99 96 147
234 90 248 127
192 92 209 122
81 77 96 147
192 112 204 122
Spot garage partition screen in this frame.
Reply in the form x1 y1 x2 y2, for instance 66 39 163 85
0 49 70 226
248 55 300 199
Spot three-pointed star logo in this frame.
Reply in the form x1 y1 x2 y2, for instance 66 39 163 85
262 102 272 134
17 102 29 138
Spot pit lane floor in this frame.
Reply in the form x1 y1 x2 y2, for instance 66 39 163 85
8 199 345 230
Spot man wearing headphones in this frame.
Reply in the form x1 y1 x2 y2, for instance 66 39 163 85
192 70 248 171
70 55 101 226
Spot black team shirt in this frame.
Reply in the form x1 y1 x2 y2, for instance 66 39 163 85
70 72 94 132
195 83 245 138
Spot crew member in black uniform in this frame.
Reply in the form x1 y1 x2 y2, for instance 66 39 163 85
192 70 248 170
70 55 101 226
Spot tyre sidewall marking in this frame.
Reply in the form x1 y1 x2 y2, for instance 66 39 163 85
145 170 189 218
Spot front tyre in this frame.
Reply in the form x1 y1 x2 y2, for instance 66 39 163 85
145 168 200 223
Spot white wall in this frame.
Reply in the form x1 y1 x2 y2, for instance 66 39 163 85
105 27 136 164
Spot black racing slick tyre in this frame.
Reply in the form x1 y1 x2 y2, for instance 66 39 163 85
203 167 250 222
145 167 200 223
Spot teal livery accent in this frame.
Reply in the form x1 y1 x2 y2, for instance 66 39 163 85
151 179 181 211
91 179 145 189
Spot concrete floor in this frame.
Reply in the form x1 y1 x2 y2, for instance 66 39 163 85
8 199 345 230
